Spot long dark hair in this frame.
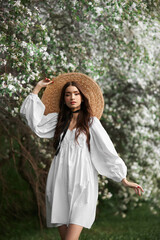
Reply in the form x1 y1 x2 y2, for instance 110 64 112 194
53 81 93 152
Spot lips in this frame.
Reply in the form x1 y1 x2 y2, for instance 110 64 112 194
70 102 76 104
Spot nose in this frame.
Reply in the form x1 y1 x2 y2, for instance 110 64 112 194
71 93 75 99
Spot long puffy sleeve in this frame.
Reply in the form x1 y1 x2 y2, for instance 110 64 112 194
20 93 58 138
89 117 127 182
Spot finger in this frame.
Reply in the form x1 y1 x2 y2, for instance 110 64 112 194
137 186 144 192
136 188 140 196
137 187 141 196
134 186 141 196
47 79 54 84
136 188 139 195
137 186 143 196
44 78 50 82
134 188 138 194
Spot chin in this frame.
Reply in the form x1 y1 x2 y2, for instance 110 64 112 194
70 105 78 108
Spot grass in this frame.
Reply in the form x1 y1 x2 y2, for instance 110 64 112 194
0 203 160 240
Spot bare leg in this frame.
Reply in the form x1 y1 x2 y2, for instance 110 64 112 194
65 223 83 240
58 224 68 240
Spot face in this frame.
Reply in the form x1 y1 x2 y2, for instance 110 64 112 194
64 85 82 111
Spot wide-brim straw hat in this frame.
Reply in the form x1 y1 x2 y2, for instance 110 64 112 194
41 72 104 119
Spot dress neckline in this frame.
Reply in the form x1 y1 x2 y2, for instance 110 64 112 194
68 128 76 132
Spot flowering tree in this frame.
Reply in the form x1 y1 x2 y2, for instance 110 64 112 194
0 0 160 225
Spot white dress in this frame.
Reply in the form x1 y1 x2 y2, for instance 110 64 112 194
20 93 127 229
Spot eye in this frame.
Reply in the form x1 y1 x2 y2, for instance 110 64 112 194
75 93 80 95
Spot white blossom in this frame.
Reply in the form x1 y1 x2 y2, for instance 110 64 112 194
2 81 7 88
21 41 27 47
14 0 21 7
41 25 46 30
45 36 50 42
8 84 16 91
94 7 103 16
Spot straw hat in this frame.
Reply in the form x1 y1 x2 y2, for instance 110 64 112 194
41 72 104 119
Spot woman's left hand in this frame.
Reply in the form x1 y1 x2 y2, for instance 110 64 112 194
121 178 144 196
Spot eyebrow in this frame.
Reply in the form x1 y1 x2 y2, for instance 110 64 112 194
65 91 80 93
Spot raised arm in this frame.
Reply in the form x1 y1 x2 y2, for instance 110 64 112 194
32 77 54 94
20 78 58 138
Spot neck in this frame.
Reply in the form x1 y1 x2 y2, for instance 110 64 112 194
72 109 81 113
71 108 81 121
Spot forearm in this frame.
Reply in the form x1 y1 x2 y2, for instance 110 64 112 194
32 84 42 95
121 178 129 186
31 78 53 94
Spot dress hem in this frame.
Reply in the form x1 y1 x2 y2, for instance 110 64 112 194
47 221 91 229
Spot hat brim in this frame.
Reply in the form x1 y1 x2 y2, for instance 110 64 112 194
41 72 104 119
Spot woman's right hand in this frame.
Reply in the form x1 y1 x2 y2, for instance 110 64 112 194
32 78 54 94
37 78 54 88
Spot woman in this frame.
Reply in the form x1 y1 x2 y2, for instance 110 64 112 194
20 72 144 240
